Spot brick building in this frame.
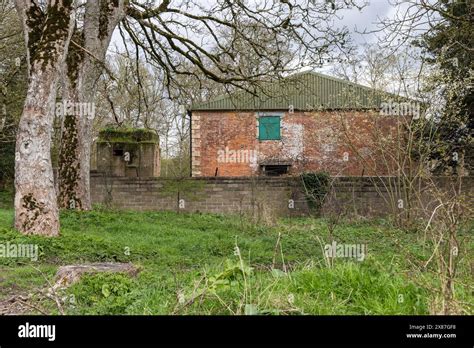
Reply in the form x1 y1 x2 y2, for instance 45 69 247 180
190 71 404 177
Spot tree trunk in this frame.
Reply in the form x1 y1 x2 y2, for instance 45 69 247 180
57 33 94 210
58 0 125 210
14 0 76 235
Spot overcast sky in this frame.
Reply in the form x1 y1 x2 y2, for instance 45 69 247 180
108 0 416 90
110 0 397 53
339 0 394 44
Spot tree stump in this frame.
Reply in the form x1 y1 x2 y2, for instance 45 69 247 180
53 262 140 290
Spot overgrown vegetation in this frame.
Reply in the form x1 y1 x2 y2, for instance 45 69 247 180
300 172 331 212
0 206 471 315
97 127 159 144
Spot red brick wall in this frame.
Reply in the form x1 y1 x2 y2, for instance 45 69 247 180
191 110 402 177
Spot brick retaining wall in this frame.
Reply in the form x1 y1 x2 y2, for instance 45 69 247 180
90 172 473 217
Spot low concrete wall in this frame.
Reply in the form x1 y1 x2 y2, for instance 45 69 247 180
90 173 308 216
90 172 474 217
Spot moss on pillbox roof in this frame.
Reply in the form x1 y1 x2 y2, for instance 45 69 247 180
97 127 159 143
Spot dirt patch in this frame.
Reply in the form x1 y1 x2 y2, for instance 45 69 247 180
0 294 44 315
0 262 140 315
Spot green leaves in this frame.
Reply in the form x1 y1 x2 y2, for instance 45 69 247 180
67 273 135 314
206 259 253 294
101 284 111 298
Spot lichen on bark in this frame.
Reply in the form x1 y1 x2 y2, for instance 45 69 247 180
20 193 40 232
31 0 75 73
65 31 85 88
58 114 82 210
99 0 120 39
25 2 45 67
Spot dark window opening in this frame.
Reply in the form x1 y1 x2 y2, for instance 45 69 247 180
261 164 289 176
113 148 124 156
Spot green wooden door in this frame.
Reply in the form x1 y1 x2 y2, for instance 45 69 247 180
259 116 281 140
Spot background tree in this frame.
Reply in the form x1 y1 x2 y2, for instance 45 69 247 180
413 0 473 175
331 43 424 97
373 0 473 176
0 0 26 189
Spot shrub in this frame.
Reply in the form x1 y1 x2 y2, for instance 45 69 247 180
300 172 331 211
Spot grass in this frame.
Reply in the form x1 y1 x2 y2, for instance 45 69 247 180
0 204 472 315
0 186 13 210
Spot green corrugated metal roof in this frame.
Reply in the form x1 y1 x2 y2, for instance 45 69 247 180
191 71 400 111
